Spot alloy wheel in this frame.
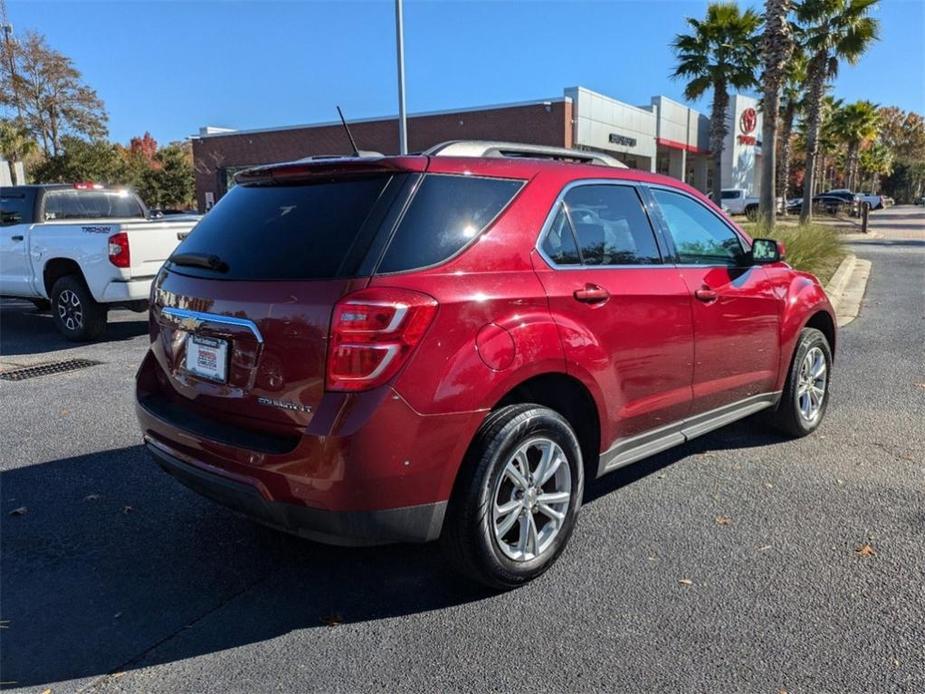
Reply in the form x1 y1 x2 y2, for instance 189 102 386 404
796 346 827 423
57 289 84 333
491 437 571 562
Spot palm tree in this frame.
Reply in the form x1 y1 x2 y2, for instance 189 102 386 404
758 0 794 225
859 141 892 192
672 2 762 204
795 0 879 221
777 45 806 215
831 100 880 190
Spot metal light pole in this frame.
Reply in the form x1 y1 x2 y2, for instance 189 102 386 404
395 0 407 154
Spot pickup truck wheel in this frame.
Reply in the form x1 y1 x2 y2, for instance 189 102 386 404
745 204 759 221
440 404 584 590
769 328 832 437
51 275 107 341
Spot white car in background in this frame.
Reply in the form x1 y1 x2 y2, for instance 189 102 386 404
0 184 200 340
717 188 759 216
858 191 886 210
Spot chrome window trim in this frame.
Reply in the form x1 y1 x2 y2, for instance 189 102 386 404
534 179 667 271
643 183 752 267
161 307 264 344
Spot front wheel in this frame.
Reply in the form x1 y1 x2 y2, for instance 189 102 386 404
51 275 107 341
744 205 759 222
440 404 585 590
769 327 832 437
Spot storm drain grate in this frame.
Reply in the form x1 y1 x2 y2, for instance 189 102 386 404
0 359 103 382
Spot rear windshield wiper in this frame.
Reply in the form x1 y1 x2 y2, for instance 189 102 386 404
169 252 229 273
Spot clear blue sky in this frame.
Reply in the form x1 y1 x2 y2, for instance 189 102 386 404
8 0 924 145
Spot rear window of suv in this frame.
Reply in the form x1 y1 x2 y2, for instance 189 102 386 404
170 172 523 281
171 175 402 281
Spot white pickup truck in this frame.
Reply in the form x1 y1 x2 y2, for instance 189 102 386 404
1 184 199 340
718 188 760 217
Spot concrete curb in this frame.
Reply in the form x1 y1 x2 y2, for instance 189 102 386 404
824 253 872 327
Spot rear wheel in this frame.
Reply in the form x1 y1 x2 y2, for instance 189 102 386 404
745 204 759 221
51 275 107 341
769 327 832 437
440 404 584 590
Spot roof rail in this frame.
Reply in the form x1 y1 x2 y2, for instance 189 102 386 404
425 140 628 168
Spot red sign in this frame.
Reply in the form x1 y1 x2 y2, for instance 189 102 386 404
739 107 757 135
737 135 757 145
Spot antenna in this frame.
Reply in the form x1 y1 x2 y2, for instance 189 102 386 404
336 106 360 157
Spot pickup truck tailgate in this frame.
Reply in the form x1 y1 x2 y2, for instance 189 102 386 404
123 217 200 277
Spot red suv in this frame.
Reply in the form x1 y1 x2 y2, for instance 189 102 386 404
136 141 836 588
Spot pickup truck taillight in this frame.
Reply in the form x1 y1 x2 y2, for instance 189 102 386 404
326 288 438 392
108 232 130 268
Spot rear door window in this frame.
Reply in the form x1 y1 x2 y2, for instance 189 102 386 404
554 184 662 266
540 205 581 265
376 174 523 273
1 194 29 226
171 175 401 280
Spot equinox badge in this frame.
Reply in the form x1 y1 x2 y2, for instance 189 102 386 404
257 397 312 414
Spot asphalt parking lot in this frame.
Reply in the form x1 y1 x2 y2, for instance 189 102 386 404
1 206 923 693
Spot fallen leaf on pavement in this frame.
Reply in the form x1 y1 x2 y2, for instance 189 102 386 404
41 689 51 694
8 507 27 517
914 383 925 390
715 515 732 526
321 613 343 627
855 543 876 557
678 579 693 586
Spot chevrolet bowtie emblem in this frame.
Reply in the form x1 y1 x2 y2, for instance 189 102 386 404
177 316 202 332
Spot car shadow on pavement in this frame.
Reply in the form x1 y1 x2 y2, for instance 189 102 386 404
0 301 148 358
583 417 787 503
1 420 785 689
0 445 489 689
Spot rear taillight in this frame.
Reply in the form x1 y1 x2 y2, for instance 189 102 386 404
108 232 130 268
326 288 438 392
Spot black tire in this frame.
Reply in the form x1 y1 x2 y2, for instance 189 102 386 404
50 275 107 341
769 327 832 437
745 205 759 221
440 404 585 590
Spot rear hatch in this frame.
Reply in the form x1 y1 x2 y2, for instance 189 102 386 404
147 161 422 432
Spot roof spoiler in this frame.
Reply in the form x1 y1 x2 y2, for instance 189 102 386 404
234 155 425 185
425 141 628 168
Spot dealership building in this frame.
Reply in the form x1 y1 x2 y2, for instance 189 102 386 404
192 85 762 211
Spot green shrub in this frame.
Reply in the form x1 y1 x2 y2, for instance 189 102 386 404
742 222 845 283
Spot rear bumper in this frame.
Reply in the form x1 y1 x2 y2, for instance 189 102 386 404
99 277 154 303
146 438 447 545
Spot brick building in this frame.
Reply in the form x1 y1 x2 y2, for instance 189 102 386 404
192 85 762 211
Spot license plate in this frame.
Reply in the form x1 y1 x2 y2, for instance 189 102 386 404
185 335 228 383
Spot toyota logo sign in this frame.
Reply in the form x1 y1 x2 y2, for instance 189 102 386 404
739 107 758 135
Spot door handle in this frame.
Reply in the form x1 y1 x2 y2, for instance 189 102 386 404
11 235 23 242
694 287 718 303
573 284 610 304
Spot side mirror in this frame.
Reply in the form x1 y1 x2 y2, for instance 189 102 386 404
751 238 785 264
